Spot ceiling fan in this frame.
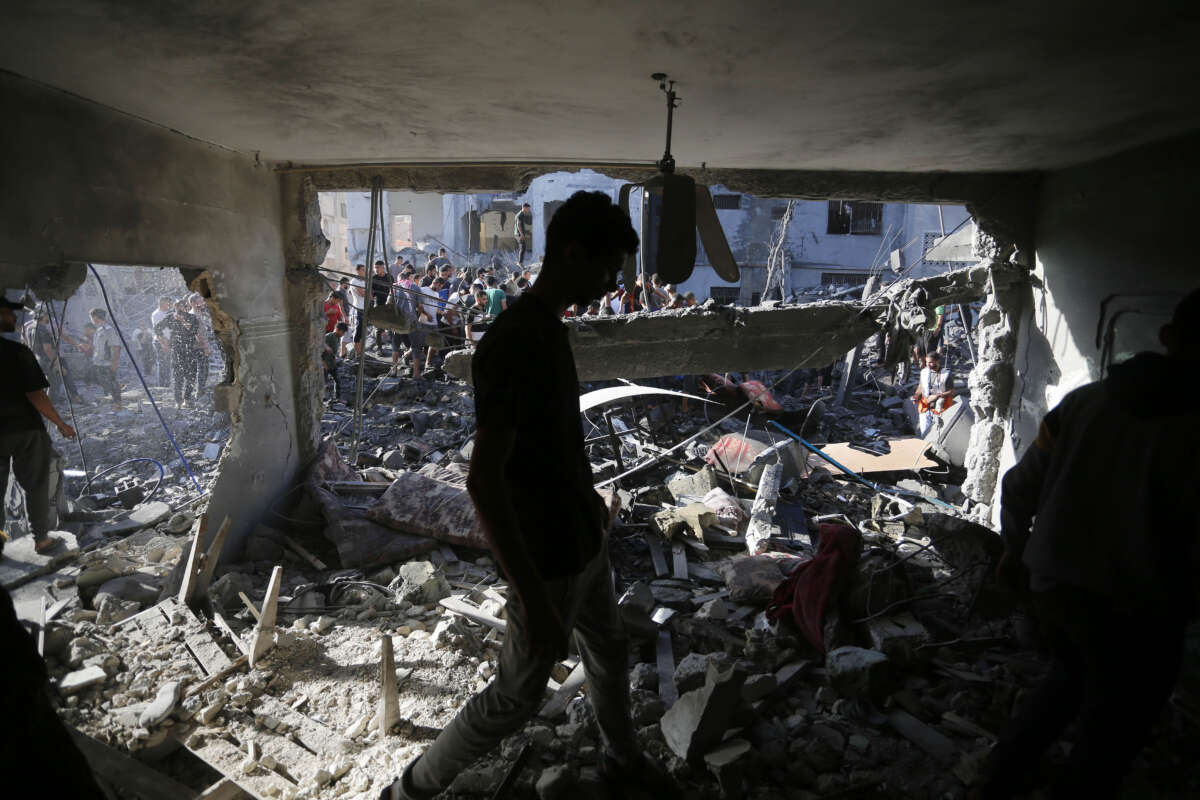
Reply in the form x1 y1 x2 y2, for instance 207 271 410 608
618 74 740 291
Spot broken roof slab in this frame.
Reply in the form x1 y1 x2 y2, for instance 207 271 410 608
444 263 1024 383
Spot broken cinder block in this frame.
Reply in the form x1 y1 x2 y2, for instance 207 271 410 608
661 661 747 763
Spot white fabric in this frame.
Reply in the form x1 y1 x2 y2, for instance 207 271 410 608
349 277 365 311
918 366 950 399
92 324 120 365
151 307 170 340
419 286 441 327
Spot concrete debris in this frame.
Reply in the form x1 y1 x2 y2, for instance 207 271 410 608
661 662 747 762
716 556 792 604
138 680 181 727
59 665 108 694
389 560 451 605
651 503 717 542
826 646 891 702
666 466 720 502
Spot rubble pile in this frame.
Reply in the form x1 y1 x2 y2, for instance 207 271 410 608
13 325 1198 799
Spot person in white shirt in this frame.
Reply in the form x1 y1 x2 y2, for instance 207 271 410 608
349 264 367 356
912 351 955 438
150 296 172 386
417 276 446 375
87 308 123 410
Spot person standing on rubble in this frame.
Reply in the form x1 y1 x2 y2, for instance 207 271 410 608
154 298 204 409
911 350 954 437
379 191 677 800
150 295 173 386
0 297 76 556
514 201 533 266
187 292 215 394
85 308 123 410
974 289 1200 800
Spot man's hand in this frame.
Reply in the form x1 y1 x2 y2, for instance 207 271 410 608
56 422 77 439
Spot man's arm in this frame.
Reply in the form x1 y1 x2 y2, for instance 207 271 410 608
466 424 566 659
26 390 76 439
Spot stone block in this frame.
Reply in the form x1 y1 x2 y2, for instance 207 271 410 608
95 573 162 608
630 662 658 692
390 560 450 604
673 652 731 694
865 613 929 665
59 665 107 694
661 662 746 762
716 556 788 605
666 466 719 503
138 681 181 727
741 673 778 702
536 764 575 800
826 647 890 702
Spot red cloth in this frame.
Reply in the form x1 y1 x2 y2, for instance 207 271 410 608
765 522 862 652
323 299 344 333
740 380 782 412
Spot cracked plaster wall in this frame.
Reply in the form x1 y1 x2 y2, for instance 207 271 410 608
975 132 1200 525
0 71 310 559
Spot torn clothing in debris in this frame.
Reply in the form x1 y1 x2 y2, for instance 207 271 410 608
472 292 604 579
766 523 861 652
1001 351 1200 614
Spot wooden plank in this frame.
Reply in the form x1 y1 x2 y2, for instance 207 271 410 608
671 541 689 580
656 630 678 707
238 592 261 622
212 612 250 657
198 778 252 799
193 516 233 601
439 595 508 633
177 514 208 607
69 726 199 800
885 709 958 761
45 595 72 623
644 533 669 577
283 538 326 570
186 631 234 676
252 696 354 757
178 732 283 800
379 633 401 736
249 566 282 668
185 655 248 699
538 661 586 719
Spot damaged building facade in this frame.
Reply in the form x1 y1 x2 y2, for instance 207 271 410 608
1 2 1199 798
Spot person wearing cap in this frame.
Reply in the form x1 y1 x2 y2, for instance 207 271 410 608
0 297 76 556
514 202 533 266
973 288 1200 799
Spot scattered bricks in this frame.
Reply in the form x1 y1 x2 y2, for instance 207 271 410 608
661 662 747 763
826 647 891 703
137 681 181 728
741 673 778 702
390 561 451 605
197 691 227 724
59 665 107 694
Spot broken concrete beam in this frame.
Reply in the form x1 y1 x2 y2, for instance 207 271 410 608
58 665 107 694
661 662 747 763
445 301 877 382
744 462 782 556
443 263 1022 383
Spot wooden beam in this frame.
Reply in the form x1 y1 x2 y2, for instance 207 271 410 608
69 727 199 800
671 542 689 580
439 595 507 633
249 566 282 669
238 592 261 622
177 514 208 608
185 655 248 699
198 778 252 799
193 516 233 601
212 612 249 657
379 634 401 736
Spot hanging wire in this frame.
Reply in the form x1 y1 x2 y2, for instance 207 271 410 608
43 297 92 493
349 179 384 464
86 264 204 495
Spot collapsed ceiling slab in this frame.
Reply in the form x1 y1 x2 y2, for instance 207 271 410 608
443 263 1027 383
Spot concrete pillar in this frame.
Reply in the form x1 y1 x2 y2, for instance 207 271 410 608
834 275 879 406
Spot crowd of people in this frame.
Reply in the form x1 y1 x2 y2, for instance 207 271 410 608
318 245 709 400
17 292 218 413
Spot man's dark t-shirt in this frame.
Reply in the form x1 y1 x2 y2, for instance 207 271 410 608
472 293 603 579
323 331 340 369
1 338 49 435
155 313 200 354
370 274 392 307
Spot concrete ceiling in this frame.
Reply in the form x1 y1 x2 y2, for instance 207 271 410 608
4 1 1200 172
